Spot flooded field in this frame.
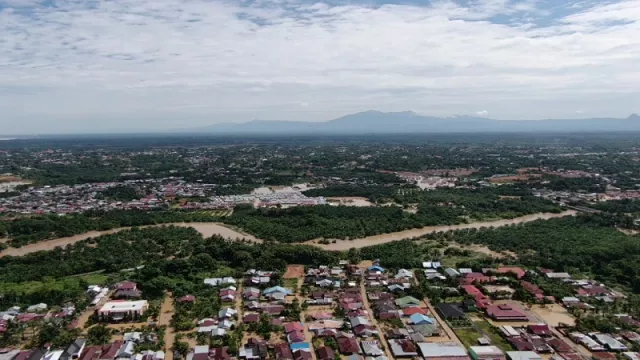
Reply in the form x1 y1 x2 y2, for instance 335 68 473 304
0 222 261 257
305 210 576 251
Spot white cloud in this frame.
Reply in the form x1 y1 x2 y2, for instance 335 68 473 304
476 110 489 116
0 0 639 133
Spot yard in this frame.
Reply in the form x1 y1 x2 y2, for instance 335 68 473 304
456 315 513 352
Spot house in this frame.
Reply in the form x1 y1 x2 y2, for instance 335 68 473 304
445 268 461 278
593 334 628 352
423 261 442 269
293 351 312 360
204 278 223 286
569 333 605 352
409 314 434 325
288 331 305 343
178 295 196 304
218 308 237 319
469 346 506 360
545 272 571 279
389 339 418 358
27 303 48 313
388 284 406 293
437 303 465 320
275 343 294 360
494 267 526 279
219 289 236 302
367 265 385 273
360 341 383 357
243 314 260 324
395 296 420 308
506 352 542 360
338 336 360 355
350 316 370 327
528 324 552 337
354 325 378 337
116 281 138 291
316 279 334 288
403 307 426 316
262 305 285 316
114 290 142 299
61 338 87 360
411 323 440 337
418 343 469 360
486 304 528 322
263 286 292 296
316 347 335 360
284 322 304 333
240 338 268 360
97 300 149 321
395 269 413 279
221 277 236 285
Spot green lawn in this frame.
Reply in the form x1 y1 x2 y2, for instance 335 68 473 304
473 320 512 351
76 272 109 285
283 278 298 290
454 327 483 348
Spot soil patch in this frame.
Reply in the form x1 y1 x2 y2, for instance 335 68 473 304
530 304 576 327
283 265 305 279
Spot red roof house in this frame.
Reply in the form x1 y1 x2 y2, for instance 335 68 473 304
338 337 360 355
486 304 529 321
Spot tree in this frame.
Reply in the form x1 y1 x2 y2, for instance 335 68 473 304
87 325 112 345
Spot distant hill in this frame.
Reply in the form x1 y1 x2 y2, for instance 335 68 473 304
186 111 640 134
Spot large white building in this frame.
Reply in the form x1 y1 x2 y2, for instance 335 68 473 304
98 300 149 321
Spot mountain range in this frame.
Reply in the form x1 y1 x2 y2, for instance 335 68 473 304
186 111 640 134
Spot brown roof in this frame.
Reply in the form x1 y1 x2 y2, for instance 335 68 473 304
317 347 335 360
338 337 360 354
275 343 293 360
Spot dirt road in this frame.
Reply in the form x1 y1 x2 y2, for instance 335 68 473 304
159 294 176 360
414 275 462 344
76 291 113 329
305 211 576 251
0 222 261 257
359 280 395 359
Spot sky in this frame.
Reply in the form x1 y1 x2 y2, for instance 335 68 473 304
1 0 639 134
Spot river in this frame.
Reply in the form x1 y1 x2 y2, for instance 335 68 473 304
303 210 576 251
0 210 575 257
0 223 261 257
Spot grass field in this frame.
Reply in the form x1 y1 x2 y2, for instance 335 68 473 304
283 278 299 290
454 319 512 351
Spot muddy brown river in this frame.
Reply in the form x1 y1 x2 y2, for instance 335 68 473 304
0 210 575 257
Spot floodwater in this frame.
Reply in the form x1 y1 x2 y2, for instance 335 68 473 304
304 210 577 251
0 222 261 257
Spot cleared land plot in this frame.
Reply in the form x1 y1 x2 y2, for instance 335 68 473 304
530 304 576 327
284 264 305 279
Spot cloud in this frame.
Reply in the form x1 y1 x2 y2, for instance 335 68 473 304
476 110 489 116
0 0 639 133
